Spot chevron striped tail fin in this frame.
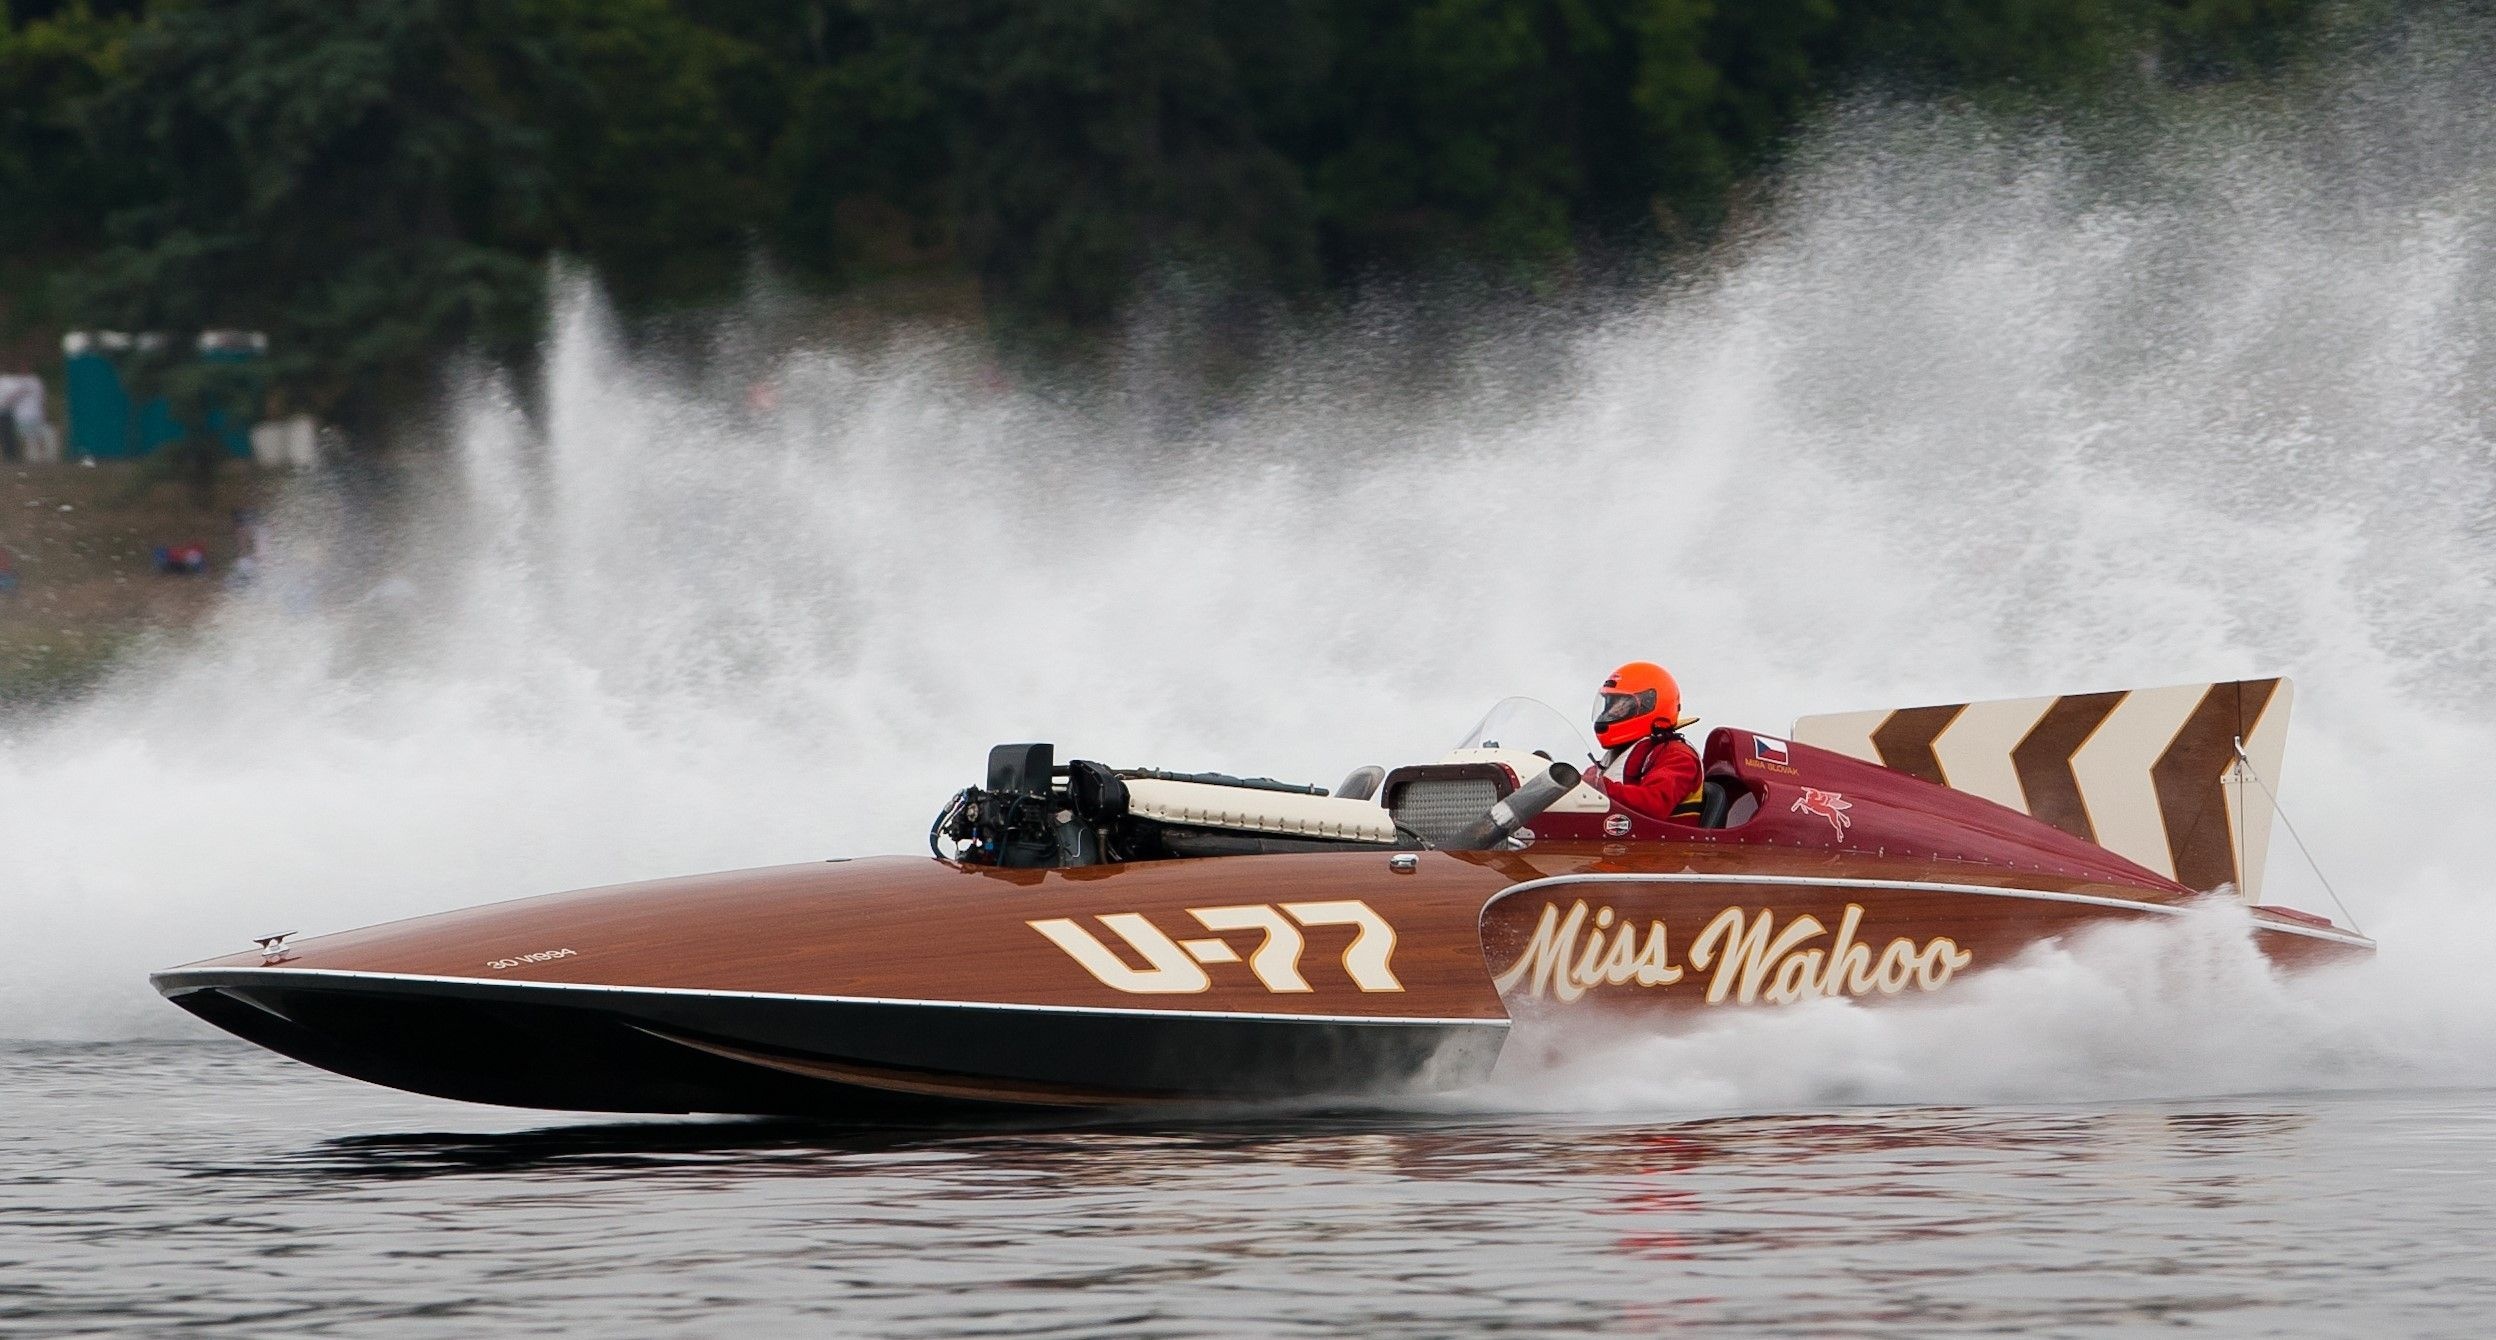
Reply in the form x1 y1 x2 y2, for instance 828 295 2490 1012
1791 679 2293 900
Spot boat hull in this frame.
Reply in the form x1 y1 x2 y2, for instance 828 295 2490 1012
152 847 2371 1117
158 967 1509 1116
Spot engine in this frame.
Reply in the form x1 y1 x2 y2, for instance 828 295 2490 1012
931 742 1578 869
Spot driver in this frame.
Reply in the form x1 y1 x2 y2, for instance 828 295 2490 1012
1594 661 1703 823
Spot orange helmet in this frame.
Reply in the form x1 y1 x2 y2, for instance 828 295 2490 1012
1594 661 1687 749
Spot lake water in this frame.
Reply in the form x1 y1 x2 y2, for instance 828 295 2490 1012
7 1042 2491 1337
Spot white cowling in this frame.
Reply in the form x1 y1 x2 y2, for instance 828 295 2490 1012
1122 778 1398 843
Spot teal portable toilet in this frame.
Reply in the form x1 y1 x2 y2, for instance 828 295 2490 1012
61 331 261 460
62 333 134 459
195 336 262 458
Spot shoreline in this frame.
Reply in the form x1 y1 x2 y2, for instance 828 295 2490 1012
1 461 282 710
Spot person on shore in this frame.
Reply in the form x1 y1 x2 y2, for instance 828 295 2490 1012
1594 661 1703 822
0 375 55 463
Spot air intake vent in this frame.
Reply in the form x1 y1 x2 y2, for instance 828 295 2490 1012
1390 777 1501 847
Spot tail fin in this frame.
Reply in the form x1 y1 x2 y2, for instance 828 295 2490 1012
1791 679 2292 900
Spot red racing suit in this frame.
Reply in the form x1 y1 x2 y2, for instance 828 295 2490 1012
1601 733 1704 823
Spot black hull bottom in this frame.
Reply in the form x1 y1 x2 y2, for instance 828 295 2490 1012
153 970 1508 1118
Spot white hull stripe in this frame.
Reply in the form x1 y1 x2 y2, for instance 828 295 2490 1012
1488 872 2375 949
150 967 1512 1029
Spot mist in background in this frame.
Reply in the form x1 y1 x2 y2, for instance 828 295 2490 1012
5 27 2494 1113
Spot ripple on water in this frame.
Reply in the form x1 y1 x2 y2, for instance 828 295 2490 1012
5 1043 2495 1337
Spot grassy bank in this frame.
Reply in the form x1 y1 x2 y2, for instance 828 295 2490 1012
1 461 280 710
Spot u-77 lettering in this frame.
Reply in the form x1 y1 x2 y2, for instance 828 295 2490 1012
1030 900 1403 995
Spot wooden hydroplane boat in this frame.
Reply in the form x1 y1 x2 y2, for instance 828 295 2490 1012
153 678 2369 1116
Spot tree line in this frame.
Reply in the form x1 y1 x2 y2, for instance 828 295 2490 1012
3 0 2337 439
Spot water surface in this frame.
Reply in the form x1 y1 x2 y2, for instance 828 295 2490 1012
7 1043 2489 1336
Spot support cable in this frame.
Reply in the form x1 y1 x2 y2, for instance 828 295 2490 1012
2231 737 2362 935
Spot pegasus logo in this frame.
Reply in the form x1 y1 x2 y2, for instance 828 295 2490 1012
1791 787 1854 836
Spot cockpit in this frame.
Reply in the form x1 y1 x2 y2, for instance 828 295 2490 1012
1382 696 1756 837
934 696 1757 869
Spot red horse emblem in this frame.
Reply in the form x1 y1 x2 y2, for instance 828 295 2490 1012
1791 787 1853 836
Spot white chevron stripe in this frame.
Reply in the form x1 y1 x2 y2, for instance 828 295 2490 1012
2067 683 2208 880
1788 708 1884 766
1795 678 2296 899
1929 694 2053 811
2232 681 2294 903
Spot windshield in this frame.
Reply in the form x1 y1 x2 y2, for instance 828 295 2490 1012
1449 697 1600 767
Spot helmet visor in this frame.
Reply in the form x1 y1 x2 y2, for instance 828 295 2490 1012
1594 688 1657 730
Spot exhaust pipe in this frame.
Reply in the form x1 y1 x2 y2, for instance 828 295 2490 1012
1449 761 1582 850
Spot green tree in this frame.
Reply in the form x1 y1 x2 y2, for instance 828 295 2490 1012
70 0 769 437
9 0 2346 435
756 1 1325 339
1827 0 2325 95
0 4 133 335
765 8 953 284
73 1 562 435
526 0 776 306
